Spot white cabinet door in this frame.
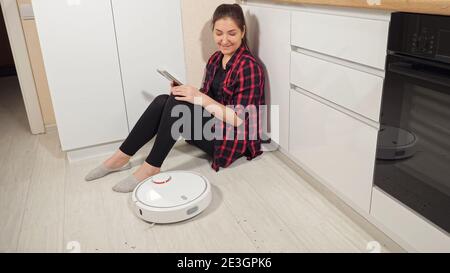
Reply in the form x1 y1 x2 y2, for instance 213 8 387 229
289 89 378 213
33 0 129 151
243 5 291 150
111 0 186 129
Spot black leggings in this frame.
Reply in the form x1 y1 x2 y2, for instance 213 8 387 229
119 94 215 167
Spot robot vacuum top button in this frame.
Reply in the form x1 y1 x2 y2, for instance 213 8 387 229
151 173 172 184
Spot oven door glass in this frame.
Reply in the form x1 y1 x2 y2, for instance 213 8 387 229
374 54 450 233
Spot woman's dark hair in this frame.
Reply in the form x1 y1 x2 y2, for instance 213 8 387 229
212 4 248 47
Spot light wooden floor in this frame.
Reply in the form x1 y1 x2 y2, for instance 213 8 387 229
0 76 403 253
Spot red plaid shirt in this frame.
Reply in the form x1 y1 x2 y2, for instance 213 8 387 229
200 44 265 171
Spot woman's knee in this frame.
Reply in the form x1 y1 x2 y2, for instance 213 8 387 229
165 94 186 107
145 94 170 113
153 94 170 107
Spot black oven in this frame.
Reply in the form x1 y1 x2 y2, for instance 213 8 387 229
374 13 450 233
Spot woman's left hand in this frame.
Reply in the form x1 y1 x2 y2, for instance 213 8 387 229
171 85 204 105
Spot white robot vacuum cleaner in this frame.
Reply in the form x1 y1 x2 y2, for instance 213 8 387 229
131 171 212 224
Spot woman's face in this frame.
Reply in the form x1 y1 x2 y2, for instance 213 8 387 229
213 17 245 56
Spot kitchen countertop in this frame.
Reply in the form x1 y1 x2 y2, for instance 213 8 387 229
273 0 450 16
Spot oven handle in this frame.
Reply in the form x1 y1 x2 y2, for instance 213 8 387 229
388 62 450 88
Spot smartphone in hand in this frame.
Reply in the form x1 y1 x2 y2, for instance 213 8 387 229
157 69 183 86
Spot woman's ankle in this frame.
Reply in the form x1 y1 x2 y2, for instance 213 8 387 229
104 150 131 169
133 162 160 181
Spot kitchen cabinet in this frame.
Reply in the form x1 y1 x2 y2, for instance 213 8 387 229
33 0 129 151
32 0 186 153
287 7 388 213
241 3 387 213
243 4 291 150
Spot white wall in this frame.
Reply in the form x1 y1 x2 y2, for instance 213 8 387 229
181 0 236 88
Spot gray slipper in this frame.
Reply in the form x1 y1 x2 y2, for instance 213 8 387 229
112 175 142 193
84 162 131 181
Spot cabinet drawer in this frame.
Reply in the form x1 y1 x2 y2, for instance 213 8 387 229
291 11 389 70
288 89 378 213
290 51 383 121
